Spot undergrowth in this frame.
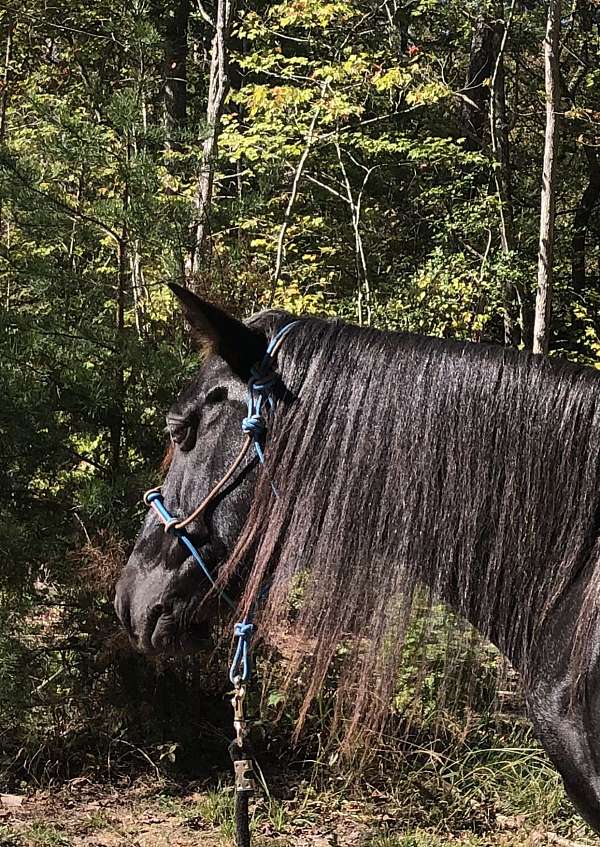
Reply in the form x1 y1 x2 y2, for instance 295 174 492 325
0 594 593 842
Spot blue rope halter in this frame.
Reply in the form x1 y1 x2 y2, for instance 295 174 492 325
144 319 301 684
241 320 298 466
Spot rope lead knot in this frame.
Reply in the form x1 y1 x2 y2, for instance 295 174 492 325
234 622 255 639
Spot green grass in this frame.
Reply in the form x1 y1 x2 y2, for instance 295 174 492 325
158 786 235 837
157 784 292 841
20 824 71 847
368 836 476 847
193 788 235 838
0 824 23 847
79 811 111 833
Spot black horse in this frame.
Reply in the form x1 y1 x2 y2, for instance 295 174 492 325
115 285 600 833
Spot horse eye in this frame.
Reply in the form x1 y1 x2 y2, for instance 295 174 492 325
169 419 197 452
205 387 227 405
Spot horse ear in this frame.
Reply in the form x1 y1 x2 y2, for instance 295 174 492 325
168 284 267 380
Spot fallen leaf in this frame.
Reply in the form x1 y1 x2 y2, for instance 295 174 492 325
0 794 25 807
497 813 526 830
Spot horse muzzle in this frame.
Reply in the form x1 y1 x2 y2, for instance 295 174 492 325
114 555 215 656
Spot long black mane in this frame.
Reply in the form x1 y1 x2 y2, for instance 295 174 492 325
223 317 600 737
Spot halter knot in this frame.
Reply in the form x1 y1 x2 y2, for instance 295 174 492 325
249 361 277 393
241 414 266 438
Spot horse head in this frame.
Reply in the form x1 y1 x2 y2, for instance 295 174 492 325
114 286 293 655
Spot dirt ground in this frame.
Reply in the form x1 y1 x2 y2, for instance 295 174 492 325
3 782 225 847
1 778 382 847
2 780 600 847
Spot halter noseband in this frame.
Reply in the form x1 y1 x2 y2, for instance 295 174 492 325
142 319 300 612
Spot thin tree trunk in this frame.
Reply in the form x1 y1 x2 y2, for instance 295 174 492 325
533 0 562 355
463 16 496 150
335 143 374 327
190 0 236 275
164 0 189 142
111 155 130 477
0 15 13 241
0 15 11 144
567 3 598 295
489 0 522 346
382 0 409 54
112 234 126 477
490 4 516 256
572 148 600 293
270 105 321 305
130 239 147 339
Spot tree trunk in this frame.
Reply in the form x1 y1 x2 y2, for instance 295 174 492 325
463 7 523 345
111 156 130 479
0 14 13 242
462 16 495 150
111 234 126 477
164 0 189 141
0 15 11 144
572 148 600 293
130 238 147 339
491 25 514 256
270 105 321 305
336 142 374 327
489 2 523 345
533 0 562 355
68 167 85 273
190 0 236 275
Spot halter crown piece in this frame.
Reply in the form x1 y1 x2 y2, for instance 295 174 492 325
143 319 300 681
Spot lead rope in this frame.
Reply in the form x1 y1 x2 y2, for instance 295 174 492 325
228 622 255 847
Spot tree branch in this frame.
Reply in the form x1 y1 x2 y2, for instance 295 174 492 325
0 153 122 245
268 103 321 305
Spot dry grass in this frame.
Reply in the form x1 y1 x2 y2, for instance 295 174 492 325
67 530 127 595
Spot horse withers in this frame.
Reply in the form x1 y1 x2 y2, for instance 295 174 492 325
115 285 600 832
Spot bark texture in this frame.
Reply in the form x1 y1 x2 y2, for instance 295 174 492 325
164 0 189 137
533 0 562 355
462 16 496 149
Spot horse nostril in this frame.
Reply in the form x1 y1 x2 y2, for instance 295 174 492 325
123 605 133 637
114 590 133 636
147 603 164 634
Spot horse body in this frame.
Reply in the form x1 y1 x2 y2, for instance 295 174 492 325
115 287 600 832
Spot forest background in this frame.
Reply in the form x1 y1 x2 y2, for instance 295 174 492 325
2 0 600 843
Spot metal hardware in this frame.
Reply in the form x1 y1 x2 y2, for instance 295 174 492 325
232 681 248 747
234 758 255 793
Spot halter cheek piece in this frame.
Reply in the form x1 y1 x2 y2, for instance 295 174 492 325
142 319 300 652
